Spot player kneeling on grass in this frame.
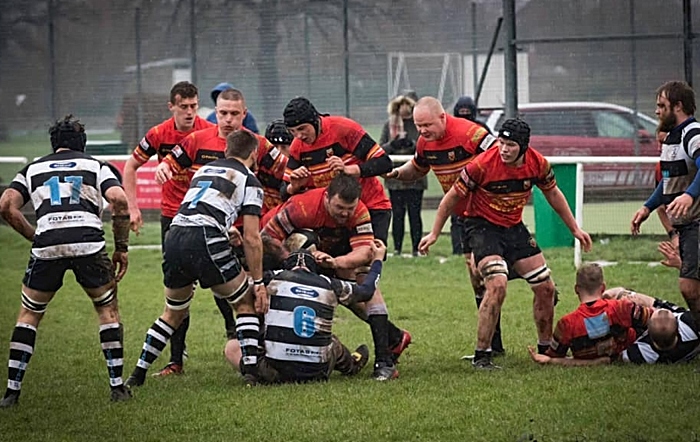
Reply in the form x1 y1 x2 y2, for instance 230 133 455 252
0 115 132 407
125 130 268 388
224 240 386 384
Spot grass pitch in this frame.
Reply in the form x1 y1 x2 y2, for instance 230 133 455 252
0 224 699 441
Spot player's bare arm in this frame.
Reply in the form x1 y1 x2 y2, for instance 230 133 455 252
0 188 35 242
122 156 145 234
419 187 461 254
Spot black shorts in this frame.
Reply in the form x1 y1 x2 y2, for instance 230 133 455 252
463 217 542 266
454 215 470 253
369 209 391 245
678 221 700 280
23 249 114 292
239 356 331 384
160 215 174 245
162 225 243 289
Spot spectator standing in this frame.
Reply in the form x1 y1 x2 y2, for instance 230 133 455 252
379 95 426 256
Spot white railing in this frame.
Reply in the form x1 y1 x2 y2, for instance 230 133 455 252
1 154 661 267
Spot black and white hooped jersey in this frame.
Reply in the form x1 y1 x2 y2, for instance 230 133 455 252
8 150 122 259
264 269 352 366
171 158 264 233
659 117 700 225
621 310 700 364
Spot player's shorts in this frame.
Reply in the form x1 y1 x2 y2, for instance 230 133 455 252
464 217 542 267
454 215 470 254
369 208 391 261
163 225 243 289
369 209 391 245
23 248 114 292
678 220 700 280
160 215 174 245
239 355 333 385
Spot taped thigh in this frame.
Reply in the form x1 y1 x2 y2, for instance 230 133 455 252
21 290 49 313
213 277 250 305
521 264 551 286
92 287 117 307
480 259 509 281
166 291 194 311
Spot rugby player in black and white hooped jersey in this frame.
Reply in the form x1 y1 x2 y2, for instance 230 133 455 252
125 129 268 388
632 81 700 323
0 115 132 407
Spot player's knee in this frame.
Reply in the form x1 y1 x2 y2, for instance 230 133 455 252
480 259 509 281
366 302 388 316
21 290 49 314
522 264 551 287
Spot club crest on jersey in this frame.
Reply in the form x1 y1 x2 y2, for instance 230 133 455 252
528 236 537 248
326 148 334 157
49 162 77 169
171 145 183 158
523 180 531 190
448 151 456 162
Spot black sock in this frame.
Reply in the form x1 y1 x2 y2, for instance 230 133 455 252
368 314 391 364
386 321 404 349
5 323 36 398
537 344 550 355
474 349 492 361
169 315 189 365
214 295 237 339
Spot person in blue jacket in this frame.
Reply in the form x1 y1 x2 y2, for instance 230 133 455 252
206 82 259 133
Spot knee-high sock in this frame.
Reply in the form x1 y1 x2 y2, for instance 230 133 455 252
235 314 260 376
4 323 36 398
169 314 189 365
99 322 124 388
133 318 175 380
214 295 237 339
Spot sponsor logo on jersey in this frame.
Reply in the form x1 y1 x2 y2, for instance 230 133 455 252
203 168 226 174
139 137 150 150
290 286 320 298
171 145 183 158
356 223 373 234
49 162 77 169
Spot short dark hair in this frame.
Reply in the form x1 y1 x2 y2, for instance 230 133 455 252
49 114 86 152
575 264 604 294
218 88 246 106
170 81 198 104
657 81 696 115
225 130 258 160
326 173 361 202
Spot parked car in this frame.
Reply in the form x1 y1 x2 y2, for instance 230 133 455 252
484 102 658 190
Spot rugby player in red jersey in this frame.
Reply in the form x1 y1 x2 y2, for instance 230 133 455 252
420 118 592 369
264 174 405 381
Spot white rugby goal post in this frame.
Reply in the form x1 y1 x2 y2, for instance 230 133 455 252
387 52 463 105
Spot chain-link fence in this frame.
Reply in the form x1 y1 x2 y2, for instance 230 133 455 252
1 0 696 144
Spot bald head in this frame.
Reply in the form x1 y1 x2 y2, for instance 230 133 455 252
413 97 447 141
648 309 678 350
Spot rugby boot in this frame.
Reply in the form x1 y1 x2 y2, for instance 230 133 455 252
110 385 132 402
0 392 19 408
152 362 183 377
389 330 412 363
372 361 399 381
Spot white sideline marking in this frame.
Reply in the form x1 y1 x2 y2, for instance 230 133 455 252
130 245 162 250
